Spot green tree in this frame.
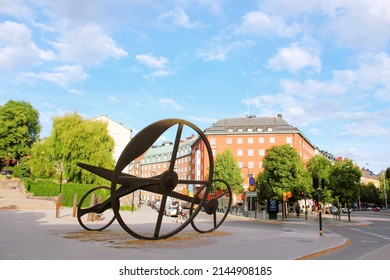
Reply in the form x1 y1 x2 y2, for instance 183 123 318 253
306 154 332 181
306 154 333 203
256 144 310 201
329 158 362 220
213 149 244 194
29 113 115 184
29 137 56 179
0 100 41 162
378 170 389 208
359 182 381 206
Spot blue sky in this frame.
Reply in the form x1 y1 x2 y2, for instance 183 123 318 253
1 0 389 174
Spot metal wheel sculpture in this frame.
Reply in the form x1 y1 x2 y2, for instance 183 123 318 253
76 118 232 240
77 186 116 231
190 179 232 234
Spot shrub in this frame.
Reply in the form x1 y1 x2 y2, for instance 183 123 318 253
23 179 111 207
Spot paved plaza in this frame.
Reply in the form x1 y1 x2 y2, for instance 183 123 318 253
0 186 357 260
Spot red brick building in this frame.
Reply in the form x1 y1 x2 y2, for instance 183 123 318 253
199 114 316 189
129 115 315 203
128 135 197 202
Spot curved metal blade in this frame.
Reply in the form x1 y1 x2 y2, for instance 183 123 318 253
115 119 183 172
77 162 135 185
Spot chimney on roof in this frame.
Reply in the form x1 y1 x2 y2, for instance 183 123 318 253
277 114 282 118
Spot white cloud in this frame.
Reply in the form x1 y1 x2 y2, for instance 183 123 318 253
135 54 173 79
197 0 224 16
158 98 183 111
21 65 89 87
108 96 118 102
267 44 321 73
325 1 390 49
148 70 173 78
0 0 34 20
197 39 254 62
135 54 168 69
51 23 128 66
159 8 202 29
257 0 390 50
0 21 54 71
333 52 390 94
197 47 227 62
234 11 300 38
68 89 83 95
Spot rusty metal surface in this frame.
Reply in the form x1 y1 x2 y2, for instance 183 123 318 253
76 118 232 240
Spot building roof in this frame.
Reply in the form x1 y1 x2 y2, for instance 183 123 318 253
205 114 299 134
141 135 199 164
94 114 133 132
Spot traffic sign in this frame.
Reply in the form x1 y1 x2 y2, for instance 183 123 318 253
246 191 257 197
249 177 255 186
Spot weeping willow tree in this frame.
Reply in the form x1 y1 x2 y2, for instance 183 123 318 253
29 113 115 184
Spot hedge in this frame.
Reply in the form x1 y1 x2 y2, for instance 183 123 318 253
23 179 111 207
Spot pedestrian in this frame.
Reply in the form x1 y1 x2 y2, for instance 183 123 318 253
295 204 300 217
176 203 183 223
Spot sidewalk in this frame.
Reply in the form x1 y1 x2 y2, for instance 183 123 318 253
0 187 349 260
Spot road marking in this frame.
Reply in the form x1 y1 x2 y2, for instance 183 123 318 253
350 228 390 242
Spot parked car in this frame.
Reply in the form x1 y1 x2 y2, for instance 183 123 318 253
1 169 13 175
341 207 352 213
373 207 380 212
164 204 179 217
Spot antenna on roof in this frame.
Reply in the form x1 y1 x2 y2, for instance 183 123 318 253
246 92 250 117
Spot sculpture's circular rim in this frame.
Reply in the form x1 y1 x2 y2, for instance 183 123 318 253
110 118 215 240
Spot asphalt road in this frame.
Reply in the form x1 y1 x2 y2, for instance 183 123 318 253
311 212 390 260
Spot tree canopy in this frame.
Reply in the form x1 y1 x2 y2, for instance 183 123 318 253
306 154 332 181
256 144 310 201
0 100 40 162
328 158 362 207
29 113 115 184
213 149 244 194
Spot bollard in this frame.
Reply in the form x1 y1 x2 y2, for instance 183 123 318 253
72 193 77 218
319 210 323 236
87 193 95 222
56 193 63 218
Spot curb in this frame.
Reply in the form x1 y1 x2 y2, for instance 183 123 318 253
296 239 351 260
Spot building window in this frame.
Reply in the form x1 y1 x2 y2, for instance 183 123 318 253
237 162 243 168
248 137 253 144
258 137 264 144
237 138 243 144
210 138 216 145
248 149 254 156
238 128 244 132
270 137 275 144
259 161 263 168
237 149 243 156
267 127 273 132
259 149 265 156
286 137 292 144
228 128 234 133
248 162 254 169
226 138 232 144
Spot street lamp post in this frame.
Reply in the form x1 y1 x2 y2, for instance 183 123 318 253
56 160 64 195
384 175 387 210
